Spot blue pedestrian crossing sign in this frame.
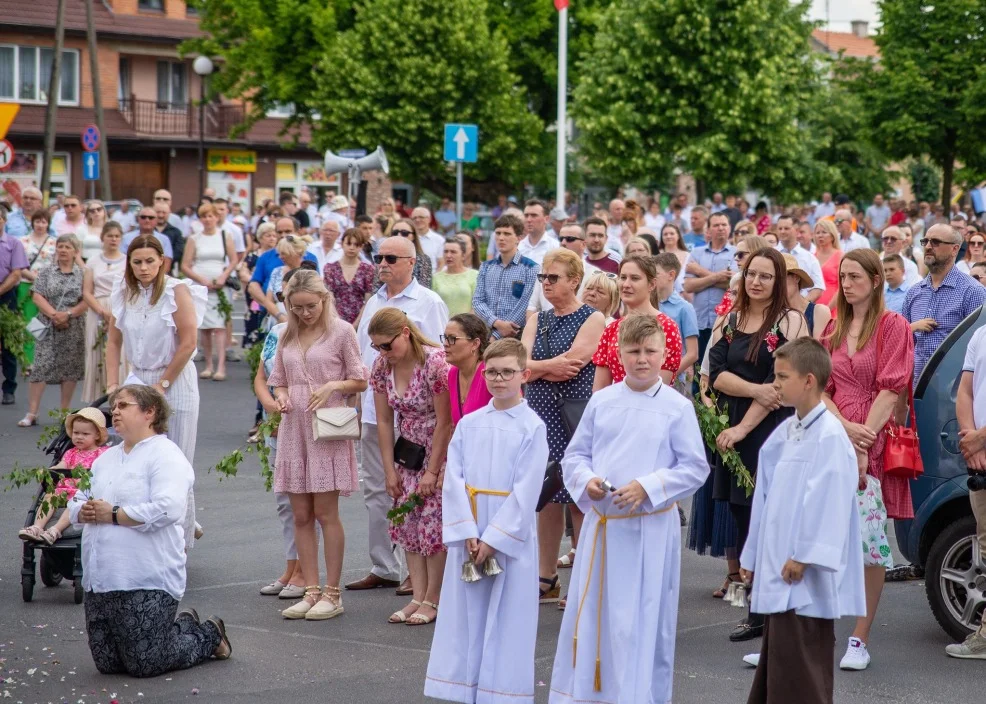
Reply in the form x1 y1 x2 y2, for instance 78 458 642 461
83 152 100 181
444 124 478 163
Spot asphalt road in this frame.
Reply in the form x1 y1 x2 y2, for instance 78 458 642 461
0 360 982 704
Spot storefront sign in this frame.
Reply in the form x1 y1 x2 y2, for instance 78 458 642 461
207 149 257 173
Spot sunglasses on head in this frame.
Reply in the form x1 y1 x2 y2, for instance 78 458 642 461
373 254 412 265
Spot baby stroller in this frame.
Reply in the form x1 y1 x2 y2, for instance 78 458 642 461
20 395 116 604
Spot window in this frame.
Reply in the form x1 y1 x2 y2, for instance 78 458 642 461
138 0 164 10
267 102 295 118
0 45 79 105
118 57 131 104
156 60 187 108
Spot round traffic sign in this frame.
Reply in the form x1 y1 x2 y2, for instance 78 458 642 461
0 139 14 171
82 124 100 152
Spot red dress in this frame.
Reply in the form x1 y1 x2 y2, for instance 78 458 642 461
591 313 682 382
817 250 842 308
824 312 915 519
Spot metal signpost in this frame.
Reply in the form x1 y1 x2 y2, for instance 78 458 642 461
443 123 478 224
0 139 14 172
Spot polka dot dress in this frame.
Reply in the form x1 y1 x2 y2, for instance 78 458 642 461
527 306 597 504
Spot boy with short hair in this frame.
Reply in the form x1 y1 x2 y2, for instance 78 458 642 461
741 337 865 703
882 254 910 314
548 314 708 703
654 252 699 387
424 338 549 704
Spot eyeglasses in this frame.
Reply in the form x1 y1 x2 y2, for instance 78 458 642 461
971 241 986 248
370 333 401 352
920 237 957 248
289 303 322 315
111 401 138 412
734 251 748 261
536 273 564 284
880 236 901 243
483 368 519 381
138 215 156 220
834 219 848 225
744 270 775 284
440 334 474 346
559 236 584 243
373 254 412 265
391 229 414 237
88 206 104 213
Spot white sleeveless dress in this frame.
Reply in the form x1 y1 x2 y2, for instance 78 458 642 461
190 231 227 329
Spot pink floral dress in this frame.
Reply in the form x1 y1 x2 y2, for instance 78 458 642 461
370 347 450 557
267 317 368 495
55 445 108 498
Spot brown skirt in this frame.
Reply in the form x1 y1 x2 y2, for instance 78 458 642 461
747 609 835 704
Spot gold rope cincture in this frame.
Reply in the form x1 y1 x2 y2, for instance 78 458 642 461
466 484 512 521
573 503 677 692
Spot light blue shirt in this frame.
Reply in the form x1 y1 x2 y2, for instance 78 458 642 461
659 293 699 340
121 230 174 260
883 283 909 314
685 242 735 330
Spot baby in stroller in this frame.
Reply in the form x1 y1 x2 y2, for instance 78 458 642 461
18 408 109 546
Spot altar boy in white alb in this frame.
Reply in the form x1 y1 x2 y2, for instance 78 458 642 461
741 338 865 704
549 314 708 704
424 338 549 704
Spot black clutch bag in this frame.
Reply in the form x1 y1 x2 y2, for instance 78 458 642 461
394 436 427 472
536 461 565 512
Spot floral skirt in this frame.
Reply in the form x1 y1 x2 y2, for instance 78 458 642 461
389 465 445 557
858 476 894 568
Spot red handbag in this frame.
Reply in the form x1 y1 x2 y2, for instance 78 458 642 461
875 313 924 479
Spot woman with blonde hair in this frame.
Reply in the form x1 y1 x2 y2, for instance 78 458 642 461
814 219 842 307
81 200 107 262
732 220 756 243
269 269 368 621
181 203 237 381
368 307 452 626
80 222 128 402
579 271 619 322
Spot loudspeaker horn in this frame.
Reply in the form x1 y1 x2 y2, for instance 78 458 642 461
323 146 389 177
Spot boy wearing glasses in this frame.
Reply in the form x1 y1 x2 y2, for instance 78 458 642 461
549 315 707 703
424 339 548 703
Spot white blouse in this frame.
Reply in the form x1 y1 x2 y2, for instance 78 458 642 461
68 434 194 600
110 276 206 371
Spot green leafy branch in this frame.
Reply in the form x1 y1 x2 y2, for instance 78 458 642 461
0 305 31 371
4 463 93 517
387 493 424 526
215 288 234 325
245 341 263 388
37 408 71 450
211 412 280 491
693 393 755 498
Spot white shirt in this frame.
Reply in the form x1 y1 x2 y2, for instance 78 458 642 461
605 225 623 255
814 202 836 220
517 233 559 266
112 209 137 233
776 242 824 292
110 277 207 371
356 278 449 425
222 222 246 254
419 229 446 271
964 327 986 429
840 232 871 253
307 240 343 273
528 259 601 313
644 212 666 231
68 434 194 600
305 204 320 229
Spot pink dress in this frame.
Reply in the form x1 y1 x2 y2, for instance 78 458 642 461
448 362 493 426
817 250 842 308
267 317 367 494
370 347 450 557
824 312 915 518
55 446 108 498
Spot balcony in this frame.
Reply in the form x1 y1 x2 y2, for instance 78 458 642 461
117 97 245 139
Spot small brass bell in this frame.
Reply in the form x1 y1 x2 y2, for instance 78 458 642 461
461 559 483 583
483 556 504 577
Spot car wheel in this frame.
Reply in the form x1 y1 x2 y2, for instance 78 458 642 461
925 515 984 641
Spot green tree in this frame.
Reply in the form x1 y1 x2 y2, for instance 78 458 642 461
572 0 822 197
909 160 941 205
309 0 543 190
845 0 986 205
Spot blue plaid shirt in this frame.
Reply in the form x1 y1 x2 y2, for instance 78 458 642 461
472 251 539 338
902 265 986 384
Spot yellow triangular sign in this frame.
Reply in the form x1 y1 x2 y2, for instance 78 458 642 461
0 104 21 140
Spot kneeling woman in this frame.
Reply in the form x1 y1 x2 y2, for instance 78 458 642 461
69 385 231 677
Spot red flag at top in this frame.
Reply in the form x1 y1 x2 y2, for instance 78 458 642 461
554 0 568 10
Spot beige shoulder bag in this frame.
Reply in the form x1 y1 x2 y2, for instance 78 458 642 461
302 344 359 441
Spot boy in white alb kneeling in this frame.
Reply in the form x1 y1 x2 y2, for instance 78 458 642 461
549 314 709 703
424 338 549 703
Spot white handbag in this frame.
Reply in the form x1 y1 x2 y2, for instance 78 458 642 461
26 316 50 341
312 406 359 440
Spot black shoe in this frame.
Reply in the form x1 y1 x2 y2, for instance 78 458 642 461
729 619 764 642
176 607 200 624
1 392 14 405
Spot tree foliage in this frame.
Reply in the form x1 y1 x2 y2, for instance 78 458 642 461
909 160 941 205
572 0 822 195
309 0 543 189
844 0 986 205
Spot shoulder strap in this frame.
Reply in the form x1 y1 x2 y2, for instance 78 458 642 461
27 235 51 269
538 311 554 358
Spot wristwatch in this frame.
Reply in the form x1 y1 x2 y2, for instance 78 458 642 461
161 379 171 389
111 505 120 525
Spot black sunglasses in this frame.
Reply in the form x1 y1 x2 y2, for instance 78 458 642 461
921 237 956 248
373 254 412 265
138 215 156 220
392 229 414 237
370 333 401 352
559 235 583 243
536 273 563 284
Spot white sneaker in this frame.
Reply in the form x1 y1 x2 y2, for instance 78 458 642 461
839 637 871 670
742 653 760 667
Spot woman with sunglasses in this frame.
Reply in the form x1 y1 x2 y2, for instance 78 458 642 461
957 228 986 276
269 270 368 621
732 234 769 272
432 239 478 316
378 218 432 290
521 249 606 606
443 313 492 427
82 200 107 262
368 307 452 626
732 220 756 245
80 222 127 403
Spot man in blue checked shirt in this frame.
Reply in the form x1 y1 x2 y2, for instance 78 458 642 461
473 214 539 339
903 224 986 386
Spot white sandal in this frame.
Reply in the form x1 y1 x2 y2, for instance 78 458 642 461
389 599 421 624
260 579 286 595
407 600 439 626
557 549 576 568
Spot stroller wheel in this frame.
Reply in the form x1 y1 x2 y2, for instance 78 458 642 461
74 580 84 605
39 552 63 588
21 575 33 602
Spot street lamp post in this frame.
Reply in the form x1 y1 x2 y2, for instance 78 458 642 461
192 56 214 198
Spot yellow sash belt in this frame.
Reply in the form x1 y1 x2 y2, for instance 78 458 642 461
466 484 511 521
573 503 677 692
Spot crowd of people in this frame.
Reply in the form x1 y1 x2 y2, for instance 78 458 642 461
3 182 986 701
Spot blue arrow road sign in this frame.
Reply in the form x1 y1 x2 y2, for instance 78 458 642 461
83 152 100 181
444 124 478 163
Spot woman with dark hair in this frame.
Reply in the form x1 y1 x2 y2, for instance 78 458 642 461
455 231 481 270
821 248 913 671
708 247 808 641
753 201 772 235
69 385 230 676
323 228 375 325
658 223 691 293
106 234 207 548
442 313 492 426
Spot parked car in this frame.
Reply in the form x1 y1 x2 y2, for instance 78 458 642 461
102 199 143 219
897 305 986 641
